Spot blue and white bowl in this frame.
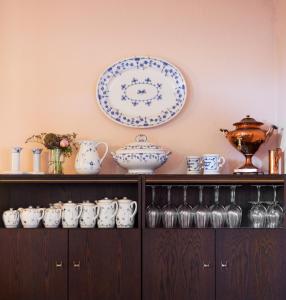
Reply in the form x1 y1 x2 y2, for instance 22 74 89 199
111 135 171 174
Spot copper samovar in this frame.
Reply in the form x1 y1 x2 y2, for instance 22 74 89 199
220 115 277 174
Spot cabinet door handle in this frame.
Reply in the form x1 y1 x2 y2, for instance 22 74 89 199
73 261 81 268
203 263 211 268
55 261 63 269
221 261 228 268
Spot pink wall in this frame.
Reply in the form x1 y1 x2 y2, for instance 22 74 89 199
275 0 286 152
0 0 279 174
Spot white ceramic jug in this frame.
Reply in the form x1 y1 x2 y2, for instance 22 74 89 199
43 206 62 228
75 140 109 174
62 201 83 228
2 208 20 228
116 197 137 228
19 206 45 228
96 198 118 228
80 201 100 228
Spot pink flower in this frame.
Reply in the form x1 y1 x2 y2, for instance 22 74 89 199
60 138 69 148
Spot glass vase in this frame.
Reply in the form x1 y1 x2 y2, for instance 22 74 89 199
48 148 64 174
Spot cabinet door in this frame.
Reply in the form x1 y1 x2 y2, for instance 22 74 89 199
143 229 215 300
0 229 67 300
216 229 286 300
69 229 141 300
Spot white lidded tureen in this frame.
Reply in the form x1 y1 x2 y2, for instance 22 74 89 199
111 134 171 174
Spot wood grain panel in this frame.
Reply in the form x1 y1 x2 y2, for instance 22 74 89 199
0 229 67 300
216 229 286 300
143 229 215 300
69 229 141 300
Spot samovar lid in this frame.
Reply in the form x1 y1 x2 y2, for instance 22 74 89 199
233 115 263 127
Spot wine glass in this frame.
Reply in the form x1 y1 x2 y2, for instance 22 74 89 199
193 186 210 228
266 185 284 228
226 186 242 228
178 185 193 228
248 185 267 228
146 186 161 228
162 186 178 228
210 186 226 228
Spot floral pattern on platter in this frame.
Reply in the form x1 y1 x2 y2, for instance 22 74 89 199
2 209 20 228
121 77 162 106
97 57 186 128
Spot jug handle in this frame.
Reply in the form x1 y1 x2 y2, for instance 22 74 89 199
38 208 45 221
111 201 119 219
57 208 62 218
76 205 83 220
97 142 109 165
16 210 20 223
130 201 138 218
94 205 100 221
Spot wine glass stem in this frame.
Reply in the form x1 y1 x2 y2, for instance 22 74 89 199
231 186 236 204
151 186 156 206
215 186 219 204
183 186 187 205
167 186 171 206
273 185 277 204
199 186 203 204
257 186 261 203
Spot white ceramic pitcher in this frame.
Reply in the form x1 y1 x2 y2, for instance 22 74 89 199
62 201 83 228
96 198 118 228
75 140 109 174
2 208 20 228
19 206 45 228
116 197 137 228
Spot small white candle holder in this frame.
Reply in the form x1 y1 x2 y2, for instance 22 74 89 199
30 148 44 174
10 147 23 174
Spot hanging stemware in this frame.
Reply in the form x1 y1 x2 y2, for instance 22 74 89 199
266 185 284 228
162 186 178 228
210 186 226 228
248 185 267 228
226 186 242 228
146 186 161 228
178 185 193 228
193 186 210 228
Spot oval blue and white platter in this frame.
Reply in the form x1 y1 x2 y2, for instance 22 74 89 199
97 57 187 128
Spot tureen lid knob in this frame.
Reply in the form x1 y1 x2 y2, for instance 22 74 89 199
135 134 147 143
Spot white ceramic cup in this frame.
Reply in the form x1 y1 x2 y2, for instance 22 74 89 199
186 156 202 174
96 198 119 228
116 197 137 228
80 201 100 228
202 154 226 174
2 208 20 228
43 207 62 228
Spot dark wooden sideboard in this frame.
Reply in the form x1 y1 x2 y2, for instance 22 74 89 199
0 174 285 300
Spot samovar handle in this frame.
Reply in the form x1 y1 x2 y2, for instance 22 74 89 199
265 125 278 143
220 129 229 137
